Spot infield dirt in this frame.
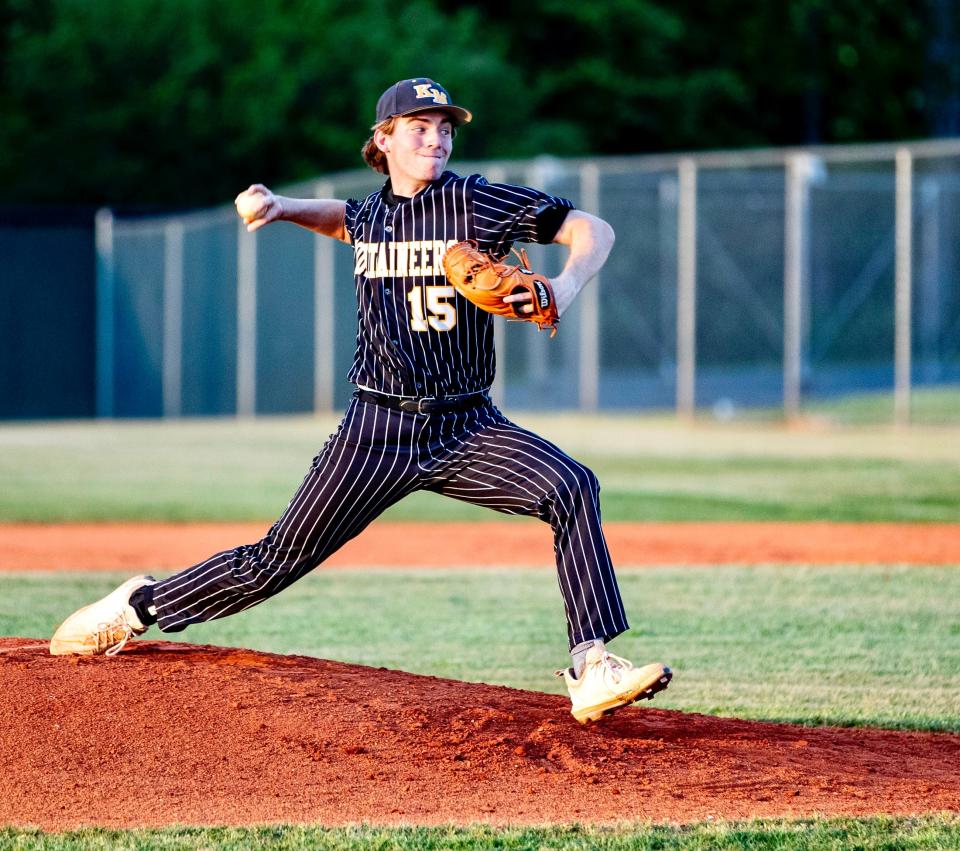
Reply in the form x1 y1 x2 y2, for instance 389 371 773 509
2 636 959 830
3 521 960 571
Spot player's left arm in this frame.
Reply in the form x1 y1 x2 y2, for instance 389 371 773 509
549 210 615 315
503 210 615 316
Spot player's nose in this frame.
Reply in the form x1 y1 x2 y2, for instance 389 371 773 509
422 127 446 149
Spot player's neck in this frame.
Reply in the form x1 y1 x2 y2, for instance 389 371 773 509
388 177 429 198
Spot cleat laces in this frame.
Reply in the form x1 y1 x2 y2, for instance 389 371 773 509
593 650 633 688
100 617 136 656
555 649 636 686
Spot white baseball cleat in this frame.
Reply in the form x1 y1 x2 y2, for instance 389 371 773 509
49 575 156 657
559 643 672 724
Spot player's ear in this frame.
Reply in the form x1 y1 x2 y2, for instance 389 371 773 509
374 127 391 154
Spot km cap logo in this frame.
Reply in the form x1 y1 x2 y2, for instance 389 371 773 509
375 78 473 126
413 83 448 104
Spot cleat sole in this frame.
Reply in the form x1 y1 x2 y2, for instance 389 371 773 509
633 667 672 703
571 665 673 724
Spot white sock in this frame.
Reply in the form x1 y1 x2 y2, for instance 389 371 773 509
571 639 604 678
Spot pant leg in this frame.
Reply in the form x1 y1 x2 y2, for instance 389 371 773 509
152 399 421 632
427 406 629 649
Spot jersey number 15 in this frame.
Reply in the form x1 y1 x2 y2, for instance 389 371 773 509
408 285 457 332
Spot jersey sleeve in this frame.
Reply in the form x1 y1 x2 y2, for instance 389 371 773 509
344 198 363 243
471 176 574 256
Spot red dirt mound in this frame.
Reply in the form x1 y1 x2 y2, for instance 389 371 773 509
2 637 958 830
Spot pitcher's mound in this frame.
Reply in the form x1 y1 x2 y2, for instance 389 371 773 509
1 637 958 830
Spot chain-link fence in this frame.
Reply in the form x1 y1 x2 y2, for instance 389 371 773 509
91 140 960 423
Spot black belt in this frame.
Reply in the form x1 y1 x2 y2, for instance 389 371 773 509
355 388 489 415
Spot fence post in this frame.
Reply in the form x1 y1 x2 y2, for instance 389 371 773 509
658 175 679 391
313 180 336 413
894 148 913 426
162 220 184 418
485 167 508 407
918 176 942 382
578 162 601 412
676 158 698 419
94 208 115 419
783 153 811 420
236 219 257 417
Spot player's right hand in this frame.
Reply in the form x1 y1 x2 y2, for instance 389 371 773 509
235 184 283 232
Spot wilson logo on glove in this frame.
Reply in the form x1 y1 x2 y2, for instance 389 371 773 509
533 280 551 308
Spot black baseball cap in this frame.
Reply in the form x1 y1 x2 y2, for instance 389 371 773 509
375 78 472 126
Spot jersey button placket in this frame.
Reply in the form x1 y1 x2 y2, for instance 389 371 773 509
386 210 399 344
384 211 396 297
380 211 394 306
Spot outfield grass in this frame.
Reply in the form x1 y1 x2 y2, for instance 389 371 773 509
731 385 960 427
3 816 960 850
5 564 958 733
0 412 958 521
802 385 960 427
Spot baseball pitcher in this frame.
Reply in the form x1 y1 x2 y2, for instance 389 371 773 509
51 78 671 723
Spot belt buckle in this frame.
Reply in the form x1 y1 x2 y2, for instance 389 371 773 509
399 395 436 414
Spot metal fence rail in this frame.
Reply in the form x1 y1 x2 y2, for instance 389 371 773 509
94 140 960 423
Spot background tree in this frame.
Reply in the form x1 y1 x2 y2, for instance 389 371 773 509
0 0 953 208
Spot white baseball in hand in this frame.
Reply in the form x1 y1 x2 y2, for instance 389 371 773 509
235 191 268 222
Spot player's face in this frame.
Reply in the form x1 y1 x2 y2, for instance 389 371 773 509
381 111 454 196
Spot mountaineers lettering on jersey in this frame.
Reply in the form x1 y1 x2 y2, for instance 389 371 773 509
354 239 460 278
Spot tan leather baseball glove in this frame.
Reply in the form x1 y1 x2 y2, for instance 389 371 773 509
442 240 559 337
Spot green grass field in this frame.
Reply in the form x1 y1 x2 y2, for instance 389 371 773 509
1 409 958 848
803 385 960 427
4 817 960 850
0 407 958 521
738 385 960 427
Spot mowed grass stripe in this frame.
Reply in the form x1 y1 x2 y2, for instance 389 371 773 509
4 565 958 732
3 816 960 849
0 414 958 521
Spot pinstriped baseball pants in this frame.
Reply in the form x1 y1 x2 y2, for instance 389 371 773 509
152 396 629 649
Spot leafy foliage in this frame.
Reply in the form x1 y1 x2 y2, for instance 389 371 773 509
0 0 530 205
0 0 946 206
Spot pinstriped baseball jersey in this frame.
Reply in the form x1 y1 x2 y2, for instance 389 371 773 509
344 171 574 397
